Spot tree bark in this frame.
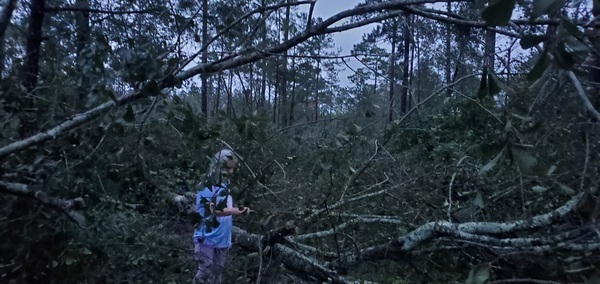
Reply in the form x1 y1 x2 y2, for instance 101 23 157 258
19 0 46 139
444 1 452 97
483 30 496 73
585 0 600 103
399 17 410 114
289 48 297 123
0 0 18 76
201 0 209 118
387 22 398 122
75 0 90 106
279 0 291 125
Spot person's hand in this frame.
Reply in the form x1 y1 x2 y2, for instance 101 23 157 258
242 207 253 215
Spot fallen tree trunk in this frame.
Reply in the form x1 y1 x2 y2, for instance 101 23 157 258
0 181 86 226
230 191 599 282
232 224 350 284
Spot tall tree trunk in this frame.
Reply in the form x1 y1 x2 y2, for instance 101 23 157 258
585 0 600 108
416 19 421 105
19 0 45 138
387 22 398 122
259 0 268 110
374 61 378 98
289 48 297 123
280 0 291 125
214 72 222 116
483 30 496 100
248 65 253 113
400 17 410 114
75 0 90 107
0 0 18 76
315 52 320 122
201 0 209 118
445 1 452 97
409 16 415 110
543 10 560 50
273 8 281 124
272 64 278 124
227 70 233 118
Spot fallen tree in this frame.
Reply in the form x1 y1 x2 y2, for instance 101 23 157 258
230 190 599 283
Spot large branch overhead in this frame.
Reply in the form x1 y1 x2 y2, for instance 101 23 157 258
44 7 163 14
0 0 447 159
0 0 595 160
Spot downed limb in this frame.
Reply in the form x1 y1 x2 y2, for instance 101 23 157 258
0 181 85 226
293 192 594 270
232 225 349 284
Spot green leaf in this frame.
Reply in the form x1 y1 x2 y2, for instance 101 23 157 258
559 18 581 37
320 163 332 171
124 105 135 122
555 43 576 70
474 0 487 9
104 89 118 103
488 72 500 96
473 191 486 208
466 264 490 284
479 146 506 175
558 183 576 195
481 0 516 26
477 69 489 99
520 34 548 49
532 0 564 18
216 198 227 211
565 36 589 55
346 123 363 135
546 165 557 176
527 51 549 82
489 71 515 96
65 257 76 266
531 185 547 193
141 80 161 96
510 146 537 173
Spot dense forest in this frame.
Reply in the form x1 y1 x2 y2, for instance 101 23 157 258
1 0 600 283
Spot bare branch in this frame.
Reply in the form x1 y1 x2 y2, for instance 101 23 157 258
176 0 458 81
177 0 313 73
0 181 85 226
335 192 591 267
232 225 349 284
567 71 600 121
0 92 132 159
45 7 163 15
507 21 600 121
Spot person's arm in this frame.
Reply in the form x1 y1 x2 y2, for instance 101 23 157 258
210 195 252 216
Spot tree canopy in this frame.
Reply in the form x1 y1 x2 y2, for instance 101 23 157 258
1 0 600 283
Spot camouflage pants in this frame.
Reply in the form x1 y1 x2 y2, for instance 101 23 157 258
192 241 229 284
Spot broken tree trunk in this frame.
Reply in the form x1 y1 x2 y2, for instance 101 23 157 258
229 191 597 283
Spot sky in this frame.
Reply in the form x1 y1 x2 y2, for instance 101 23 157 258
297 1 548 87
298 0 374 86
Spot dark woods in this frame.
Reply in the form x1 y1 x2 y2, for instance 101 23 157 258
1 0 600 283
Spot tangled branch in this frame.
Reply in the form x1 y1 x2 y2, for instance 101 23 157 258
0 181 85 226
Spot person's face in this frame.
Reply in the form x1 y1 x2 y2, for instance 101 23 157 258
221 156 236 176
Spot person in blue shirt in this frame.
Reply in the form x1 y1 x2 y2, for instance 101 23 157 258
192 148 252 284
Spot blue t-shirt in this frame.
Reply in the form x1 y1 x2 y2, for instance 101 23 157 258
193 184 233 248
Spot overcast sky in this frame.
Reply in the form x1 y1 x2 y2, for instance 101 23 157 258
298 1 375 86
298 1 542 87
